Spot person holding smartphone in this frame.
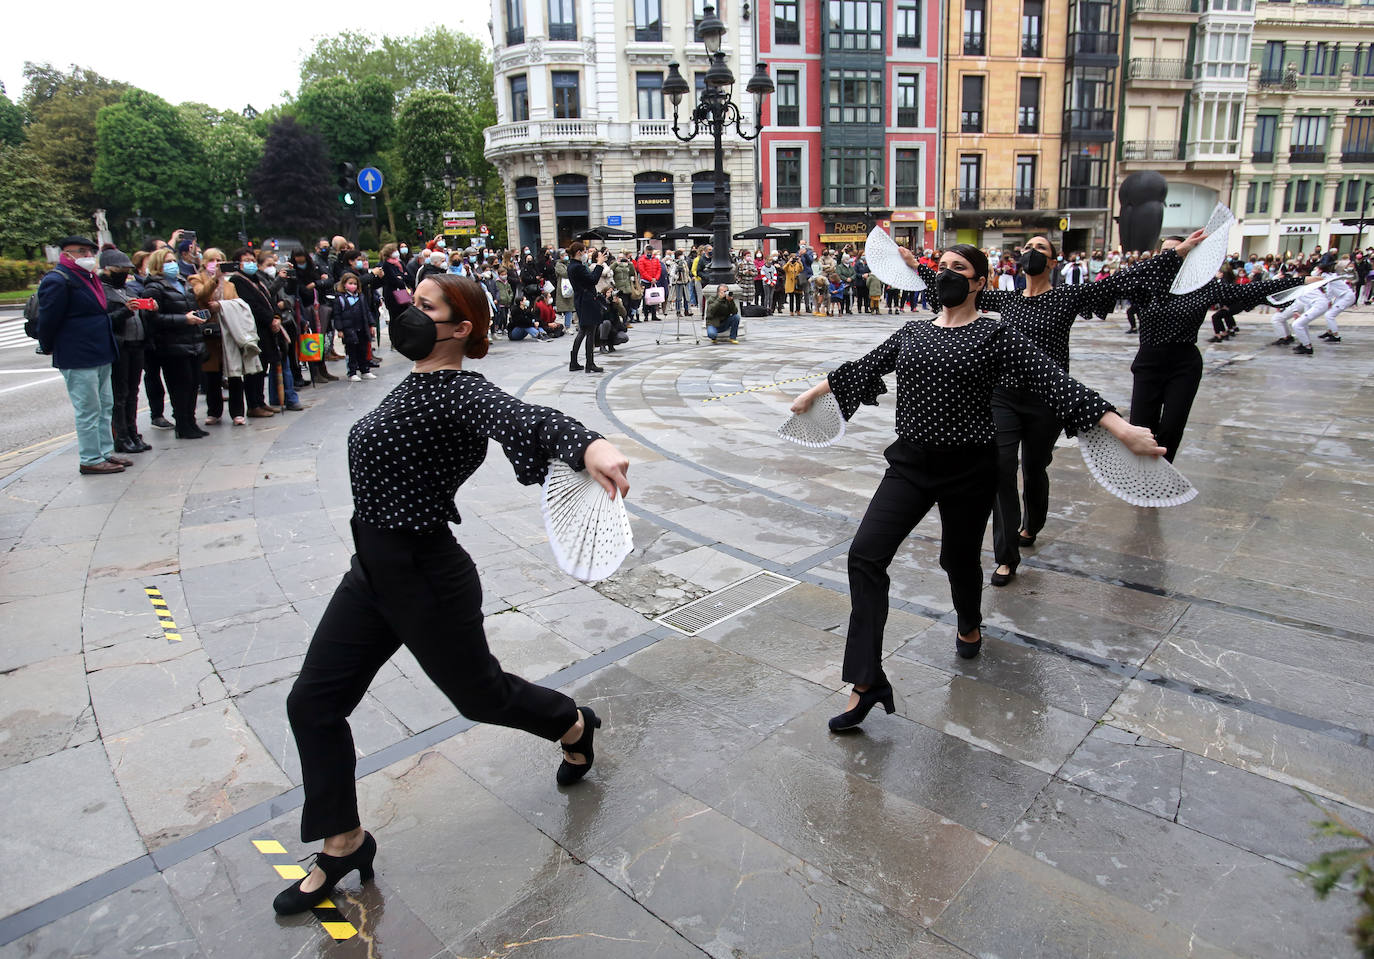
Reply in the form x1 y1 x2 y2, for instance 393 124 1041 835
567 242 606 373
140 248 210 438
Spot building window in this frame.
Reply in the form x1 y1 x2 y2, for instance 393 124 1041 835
895 149 921 206
1062 141 1108 208
1015 155 1037 208
963 0 985 55
509 75 529 122
693 0 725 26
1018 76 1041 133
826 0 884 52
1211 0 1253 9
776 71 800 126
776 148 802 207
552 71 581 119
827 69 883 125
634 0 662 41
1252 114 1277 161
1342 179 1370 213
961 75 984 133
1245 180 1271 215
1356 45 1374 78
1066 67 1114 135
957 154 981 208
1344 116 1374 161
775 0 800 44
826 146 881 205
637 72 664 119
1300 42 1339 76
1197 23 1251 80
1291 114 1329 162
1022 0 1043 57
1261 40 1286 84
896 73 919 128
506 0 525 45
548 0 576 40
897 0 921 48
1189 91 1243 157
1286 179 1321 215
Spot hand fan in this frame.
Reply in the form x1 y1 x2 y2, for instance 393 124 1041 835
541 460 634 581
1170 203 1234 295
864 227 926 292
1266 274 1335 307
1076 426 1198 508
778 392 846 448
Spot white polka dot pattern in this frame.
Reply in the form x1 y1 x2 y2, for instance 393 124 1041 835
1136 275 1301 346
1077 426 1199 507
826 317 1115 447
348 369 601 533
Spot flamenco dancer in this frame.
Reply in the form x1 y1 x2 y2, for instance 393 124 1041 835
900 230 1204 586
1130 236 1306 461
789 246 1164 731
272 275 630 916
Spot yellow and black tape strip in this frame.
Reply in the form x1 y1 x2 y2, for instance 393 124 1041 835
701 373 825 403
144 587 182 642
252 839 357 940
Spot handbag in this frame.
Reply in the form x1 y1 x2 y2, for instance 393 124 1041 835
644 286 665 306
297 332 323 362
393 288 413 305
560 277 573 298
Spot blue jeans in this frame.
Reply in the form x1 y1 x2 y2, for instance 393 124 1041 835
268 358 299 406
707 316 740 340
61 365 115 466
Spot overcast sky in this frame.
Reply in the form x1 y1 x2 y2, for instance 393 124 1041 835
3 4 493 111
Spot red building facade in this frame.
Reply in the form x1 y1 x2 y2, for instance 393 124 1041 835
757 0 941 252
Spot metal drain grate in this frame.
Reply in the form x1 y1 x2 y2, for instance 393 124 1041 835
654 571 798 636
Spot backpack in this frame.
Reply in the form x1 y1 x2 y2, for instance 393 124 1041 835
23 271 80 339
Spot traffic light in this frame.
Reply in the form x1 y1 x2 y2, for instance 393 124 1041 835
337 162 356 206
415 227 424 241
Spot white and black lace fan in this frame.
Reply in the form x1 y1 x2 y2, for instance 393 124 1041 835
541 461 634 581
1170 203 1234 295
864 227 926 292
1267 274 1335 307
1076 426 1198 508
778 392 846 448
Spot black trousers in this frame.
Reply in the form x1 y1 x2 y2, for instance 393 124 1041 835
1125 304 1140 331
143 349 167 418
158 352 202 434
1129 343 1203 463
843 440 997 685
991 387 1063 570
570 321 597 367
1211 308 1237 335
288 519 578 842
203 371 246 420
111 345 144 441
243 370 269 410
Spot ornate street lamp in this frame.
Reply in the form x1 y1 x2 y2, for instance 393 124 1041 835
662 4 773 286
222 187 259 245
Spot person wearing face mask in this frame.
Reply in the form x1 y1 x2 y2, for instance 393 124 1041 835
98 248 152 456
229 248 286 416
379 243 410 331
901 229 1204 585
285 248 336 384
790 245 1165 729
567 242 608 374
272 273 630 919
187 248 242 425
139 248 211 439
333 272 377 380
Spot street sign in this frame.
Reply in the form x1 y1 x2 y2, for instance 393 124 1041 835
1058 217 1069 231
607 215 622 226
480 224 489 234
357 166 384 195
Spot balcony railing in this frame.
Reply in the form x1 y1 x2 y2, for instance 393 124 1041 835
1259 69 1297 89
1290 145 1326 163
1069 32 1119 57
961 111 983 133
1252 150 1275 163
778 105 800 126
1021 34 1043 57
506 26 525 46
486 119 605 152
1121 139 1181 161
776 187 802 207
1343 150 1374 163
549 23 577 41
1063 186 1109 209
1127 58 1191 81
634 23 663 42
963 33 985 55
630 119 673 140
948 188 1050 211
897 107 919 127
1131 0 1196 12
774 23 800 45
1065 108 1115 136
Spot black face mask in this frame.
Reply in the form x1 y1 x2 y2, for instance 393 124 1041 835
1018 248 1049 276
106 271 129 289
935 269 972 308
390 305 443 361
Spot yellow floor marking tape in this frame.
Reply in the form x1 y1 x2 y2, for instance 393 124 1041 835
143 587 182 642
252 838 358 941
701 373 824 403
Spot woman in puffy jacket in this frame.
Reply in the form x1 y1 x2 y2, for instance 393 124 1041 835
140 248 209 439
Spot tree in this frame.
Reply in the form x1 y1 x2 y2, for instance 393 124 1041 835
295 76 394 164
300 27 494 113
0 145 80 257
179 103 265 242
20 63 128 215
0 84 24 147
251 117 334 239
93 89 204 229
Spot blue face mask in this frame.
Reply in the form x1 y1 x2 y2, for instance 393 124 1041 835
241 262 258 276
162 262 180 278
449 266 463 275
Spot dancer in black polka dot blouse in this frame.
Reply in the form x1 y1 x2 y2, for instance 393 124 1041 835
1129 239 1304 462
273 274 631 919
792 245 1164 733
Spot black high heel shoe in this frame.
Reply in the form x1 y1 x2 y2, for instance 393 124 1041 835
272 831 376 916
956 629 983 660
828 681 896 732
556 706 601 786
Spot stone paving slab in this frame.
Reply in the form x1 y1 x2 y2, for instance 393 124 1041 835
1 314 1372 956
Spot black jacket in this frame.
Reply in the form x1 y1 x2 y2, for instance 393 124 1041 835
568 257 605 327
332 293 373 340
102 281 145 347
141 275 205 358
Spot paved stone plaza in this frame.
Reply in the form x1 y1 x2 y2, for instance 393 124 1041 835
0 308 1371 958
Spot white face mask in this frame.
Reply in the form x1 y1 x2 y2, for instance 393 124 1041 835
74 256 98 273
262 266 277 279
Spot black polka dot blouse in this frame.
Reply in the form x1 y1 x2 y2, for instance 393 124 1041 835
1136 275 1301 346
827 317 1115 447
348 369 601 533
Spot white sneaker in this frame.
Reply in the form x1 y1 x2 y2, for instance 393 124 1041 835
362 372 377 380
349 374 361 382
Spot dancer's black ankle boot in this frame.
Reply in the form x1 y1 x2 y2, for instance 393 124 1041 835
556 706 601 786
956 629 983 660
828 681 896 732
272 831 376 916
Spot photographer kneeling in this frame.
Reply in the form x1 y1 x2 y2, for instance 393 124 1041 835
705 284 740 344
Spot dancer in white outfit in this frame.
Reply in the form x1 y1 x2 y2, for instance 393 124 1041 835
1313 274 1355 345
1272 282 1330 355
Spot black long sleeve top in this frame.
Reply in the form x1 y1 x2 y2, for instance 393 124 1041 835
827 317 1115 448
1136 275 1302 346
348 370 601 533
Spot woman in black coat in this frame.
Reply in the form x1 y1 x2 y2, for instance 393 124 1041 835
140 249 209 438
567 241 606 374
228 249 282 417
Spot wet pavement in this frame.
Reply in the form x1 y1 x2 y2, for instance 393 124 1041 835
1 306 1372 957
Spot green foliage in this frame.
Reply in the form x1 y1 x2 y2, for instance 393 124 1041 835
299 27 494 113
251 117 335 238
0 259 51 292
295 76 395 164
20 63 128 214
1304 792 1374 957
178 103 265 242
0 145 80 258
0 85 24 146
93 89 205 228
